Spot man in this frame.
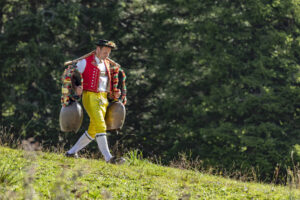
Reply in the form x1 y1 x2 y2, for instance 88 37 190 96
65 39 125 164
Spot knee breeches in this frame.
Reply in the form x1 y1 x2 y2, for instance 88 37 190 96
82 91 109 138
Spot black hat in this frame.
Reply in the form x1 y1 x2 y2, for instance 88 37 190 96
95 39 117 49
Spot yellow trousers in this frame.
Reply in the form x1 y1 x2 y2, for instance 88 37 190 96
82 91 109 138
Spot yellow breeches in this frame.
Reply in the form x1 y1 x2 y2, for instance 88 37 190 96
82 91 109 138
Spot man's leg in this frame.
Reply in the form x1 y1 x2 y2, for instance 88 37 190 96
83 92 110 159
95 133 112 161
83 91 125 164
66 131 93 156
96 133 125 164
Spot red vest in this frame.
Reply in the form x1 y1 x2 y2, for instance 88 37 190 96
82 54 111 93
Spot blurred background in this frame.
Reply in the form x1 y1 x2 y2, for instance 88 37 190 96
1 0 300 182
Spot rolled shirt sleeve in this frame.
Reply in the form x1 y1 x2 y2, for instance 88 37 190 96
76 59 87 73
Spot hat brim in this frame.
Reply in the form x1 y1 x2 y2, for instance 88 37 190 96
95 42 117 49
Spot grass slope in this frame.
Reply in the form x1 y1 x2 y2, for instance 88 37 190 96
0 146 299 200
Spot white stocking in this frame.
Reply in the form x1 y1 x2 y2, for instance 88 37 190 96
96 133 113 161
67 131 93 154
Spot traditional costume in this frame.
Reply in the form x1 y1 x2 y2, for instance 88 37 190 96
65 39 126 164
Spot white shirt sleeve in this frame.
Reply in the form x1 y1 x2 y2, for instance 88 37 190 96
76 59 87 73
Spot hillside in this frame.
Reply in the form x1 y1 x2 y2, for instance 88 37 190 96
0 146 299 200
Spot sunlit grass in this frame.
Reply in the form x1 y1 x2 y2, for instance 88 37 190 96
0 146 300 199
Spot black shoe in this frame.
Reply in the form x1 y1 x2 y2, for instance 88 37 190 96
65 152 79 159
107 156 126 165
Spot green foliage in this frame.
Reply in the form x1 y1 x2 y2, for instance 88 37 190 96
1 0 300 182
131 0 300 182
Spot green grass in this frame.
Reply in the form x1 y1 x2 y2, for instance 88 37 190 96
0 146 299 200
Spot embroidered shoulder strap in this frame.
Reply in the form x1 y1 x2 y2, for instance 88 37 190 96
119 68 127 105
109 66 127 105
61 64 83 107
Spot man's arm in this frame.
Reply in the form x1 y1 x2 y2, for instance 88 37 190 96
74 59 86 96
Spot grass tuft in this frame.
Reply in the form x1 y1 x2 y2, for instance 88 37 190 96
0 162 20 186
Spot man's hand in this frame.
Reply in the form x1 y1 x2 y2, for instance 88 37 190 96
75 86 83 96
114 89 121 99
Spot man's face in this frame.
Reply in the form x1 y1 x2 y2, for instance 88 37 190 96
96 46 111 59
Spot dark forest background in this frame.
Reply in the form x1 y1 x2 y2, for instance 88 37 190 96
1 0 300 182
